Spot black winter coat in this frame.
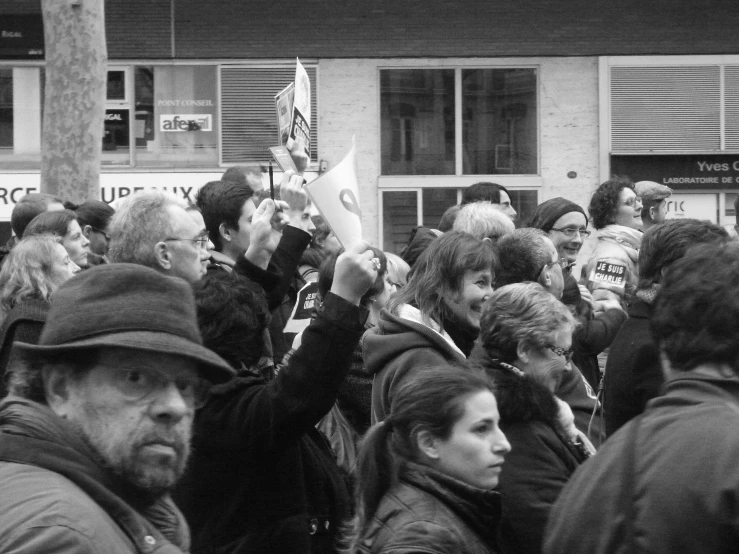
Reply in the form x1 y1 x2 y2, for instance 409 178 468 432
483 360 588 554
603 298 662 436
356 462 502 554
174 293 367 554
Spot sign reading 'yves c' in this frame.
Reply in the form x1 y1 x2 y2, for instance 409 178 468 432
612 155 739 190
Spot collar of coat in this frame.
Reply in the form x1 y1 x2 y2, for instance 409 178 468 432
0 397 190 554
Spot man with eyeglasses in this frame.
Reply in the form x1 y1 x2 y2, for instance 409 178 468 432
0 263 235 553
108 189 216 282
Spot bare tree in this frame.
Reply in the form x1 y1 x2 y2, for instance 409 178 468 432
41 0 106 202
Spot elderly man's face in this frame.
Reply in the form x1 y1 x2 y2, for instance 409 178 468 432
165 205 211 282
50 348 199 494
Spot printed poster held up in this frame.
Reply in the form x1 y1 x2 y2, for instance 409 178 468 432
305 137 362 248
285 58 311 159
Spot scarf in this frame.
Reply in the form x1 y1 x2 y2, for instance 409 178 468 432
0 397 190 553
636 283 660 304
596 224 642 263
396 304 465 358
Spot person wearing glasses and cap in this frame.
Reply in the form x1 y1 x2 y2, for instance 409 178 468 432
478 282 595 554
0 263 236 553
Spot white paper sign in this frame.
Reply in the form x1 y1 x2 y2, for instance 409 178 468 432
285 58 311 159
305 137 362 248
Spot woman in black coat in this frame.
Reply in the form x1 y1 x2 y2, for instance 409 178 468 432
347 364 511 554
479 282 595 554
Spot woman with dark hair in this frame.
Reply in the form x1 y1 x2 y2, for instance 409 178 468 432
24 209 91 269
364 231 496 423
581 177 643 306
346 363 510 553
479 282 594 554
66 200 115 265
0 234 79 393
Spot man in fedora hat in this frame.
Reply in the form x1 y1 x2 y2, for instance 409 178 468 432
0 263 235 553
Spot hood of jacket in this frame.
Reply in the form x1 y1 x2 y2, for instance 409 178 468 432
363 305 466 377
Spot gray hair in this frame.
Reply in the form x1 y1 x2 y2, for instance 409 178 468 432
108 190 188 267
480 282 575 363
494 228 552 288
6 351 99 404
453 202 515 242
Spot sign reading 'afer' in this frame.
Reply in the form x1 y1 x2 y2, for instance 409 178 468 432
159 114 212 132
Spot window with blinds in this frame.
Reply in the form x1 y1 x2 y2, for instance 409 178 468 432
725 66 739 150
610 66 721 153
221 66 318 164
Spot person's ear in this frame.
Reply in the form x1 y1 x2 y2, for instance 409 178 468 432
415 429 441 461
43 365 74 417
516 341 532 364
649 206 657 221
82 225 94 239
154 242 172 270
538 266 552 288
218 222 232 244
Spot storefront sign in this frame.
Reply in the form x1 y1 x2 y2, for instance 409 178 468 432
611 155 739 191
665 193 719 222
160 114 212 132
0 15 43 59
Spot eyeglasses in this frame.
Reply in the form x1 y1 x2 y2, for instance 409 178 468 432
550 227 591 238
91 227 111 242
545 345 574 363
540 257 571 277
385 277 402 289
108 366 211 409
622 196 642 208
164 236 210 250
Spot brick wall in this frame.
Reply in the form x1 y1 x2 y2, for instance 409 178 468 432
172 0 739 59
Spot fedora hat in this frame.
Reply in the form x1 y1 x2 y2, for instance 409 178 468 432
15 263 235 384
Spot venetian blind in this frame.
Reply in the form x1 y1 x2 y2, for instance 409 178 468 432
220 66 318 164
610 66 720 153
725 66 739 150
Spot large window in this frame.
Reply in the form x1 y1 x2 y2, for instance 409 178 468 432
381 68 537 176
381 188 538 253
0 66 44 169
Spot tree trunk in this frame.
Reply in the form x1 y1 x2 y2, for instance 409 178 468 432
41 0 106 203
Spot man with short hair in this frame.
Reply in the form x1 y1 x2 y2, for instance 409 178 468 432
544 241 739 554
196 171 315 362
222 164 264 192
635 180 672 230
460 181 517 220
604 218 728 436
108 189 214 283
11 192 65 240
0 263 234 552
495 228 565 299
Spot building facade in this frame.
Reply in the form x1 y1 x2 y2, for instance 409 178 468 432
2 0 739 247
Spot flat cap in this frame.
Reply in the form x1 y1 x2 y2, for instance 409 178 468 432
635 181 672 203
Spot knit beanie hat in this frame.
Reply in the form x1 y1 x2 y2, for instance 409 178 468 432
528 198 588 232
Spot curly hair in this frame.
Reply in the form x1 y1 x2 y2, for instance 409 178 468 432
652 242 739 373
388 231 497 330
0 234 65 320
192 272 269 370
480 282 575 364
588 177 635 230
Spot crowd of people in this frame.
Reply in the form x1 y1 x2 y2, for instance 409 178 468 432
0 167 737 554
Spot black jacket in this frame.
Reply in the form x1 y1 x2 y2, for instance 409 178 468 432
174 293 367 554
483 360 588 554
603 298 662 436
356 462 502 554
